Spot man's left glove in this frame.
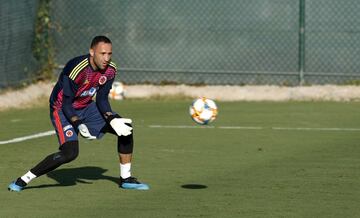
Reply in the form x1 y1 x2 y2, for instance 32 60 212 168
106 114 133 136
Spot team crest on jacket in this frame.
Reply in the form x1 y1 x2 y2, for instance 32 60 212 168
65 130 73 137
99 76 107 85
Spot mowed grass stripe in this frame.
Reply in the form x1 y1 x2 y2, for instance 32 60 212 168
1 100 360 218
1 125 360 145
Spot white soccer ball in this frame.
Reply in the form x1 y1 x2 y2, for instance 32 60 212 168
189 97 218 125
109 81 126 100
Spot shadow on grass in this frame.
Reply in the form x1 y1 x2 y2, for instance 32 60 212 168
181 184 208 189
25 166 119 190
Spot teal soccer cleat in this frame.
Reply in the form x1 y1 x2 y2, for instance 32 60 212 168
120 177 149 190
8 181 24 192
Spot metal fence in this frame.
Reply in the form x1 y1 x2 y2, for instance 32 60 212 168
50 0 360 85
0 0 39 89
2 0 360 87
304 0 360 84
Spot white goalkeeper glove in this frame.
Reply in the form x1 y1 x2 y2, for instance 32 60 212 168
109 118 133 136
78 124 97 140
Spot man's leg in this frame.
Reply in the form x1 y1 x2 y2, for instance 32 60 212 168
77 103 148 190
101 121 149 190
31 141 79 176
8 109 80 192
117 131 149 190
8 141 79 192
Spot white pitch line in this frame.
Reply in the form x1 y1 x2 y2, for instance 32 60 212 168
149 125 263 130
272 127 360 131
1 125 360 145
149 125 360 132
218 126 263 130
0 130 55 145
149 125 215 129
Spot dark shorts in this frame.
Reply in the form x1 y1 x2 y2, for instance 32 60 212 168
50 102 107 145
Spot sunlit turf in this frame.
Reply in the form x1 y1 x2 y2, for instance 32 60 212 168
1 99 360 218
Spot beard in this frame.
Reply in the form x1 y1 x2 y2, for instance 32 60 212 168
94 59 107 70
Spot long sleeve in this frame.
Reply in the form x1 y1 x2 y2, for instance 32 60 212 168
96 78 114 115
62 75 79 121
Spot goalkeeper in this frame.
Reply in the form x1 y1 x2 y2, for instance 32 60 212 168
8 35 149 191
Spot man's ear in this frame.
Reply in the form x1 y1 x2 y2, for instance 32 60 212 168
89 48 94 57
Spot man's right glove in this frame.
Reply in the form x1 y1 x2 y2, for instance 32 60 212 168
78 123 97 139
73 119 97 140
109 117 133 136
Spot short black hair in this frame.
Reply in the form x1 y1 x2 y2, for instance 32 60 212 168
90 35 112 48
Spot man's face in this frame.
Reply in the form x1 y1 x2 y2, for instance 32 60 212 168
89 42 112 70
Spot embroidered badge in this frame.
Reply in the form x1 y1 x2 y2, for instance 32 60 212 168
65 130 73 137
99 76 107 85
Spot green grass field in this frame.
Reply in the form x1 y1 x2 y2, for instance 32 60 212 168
1 99 360 218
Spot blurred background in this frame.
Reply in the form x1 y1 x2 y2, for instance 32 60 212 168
1 0 360 88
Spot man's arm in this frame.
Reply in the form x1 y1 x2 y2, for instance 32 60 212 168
62 75 81 126
62 75 96 139
96 77 114 116
96 78 132 136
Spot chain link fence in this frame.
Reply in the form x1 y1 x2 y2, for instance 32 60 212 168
50 0 360 85
51 0 301 85
0 0 39 89
305 0 360 84
2 0 360 87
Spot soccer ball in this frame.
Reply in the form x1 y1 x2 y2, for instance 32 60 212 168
109 81 126 100
189 97 218 125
